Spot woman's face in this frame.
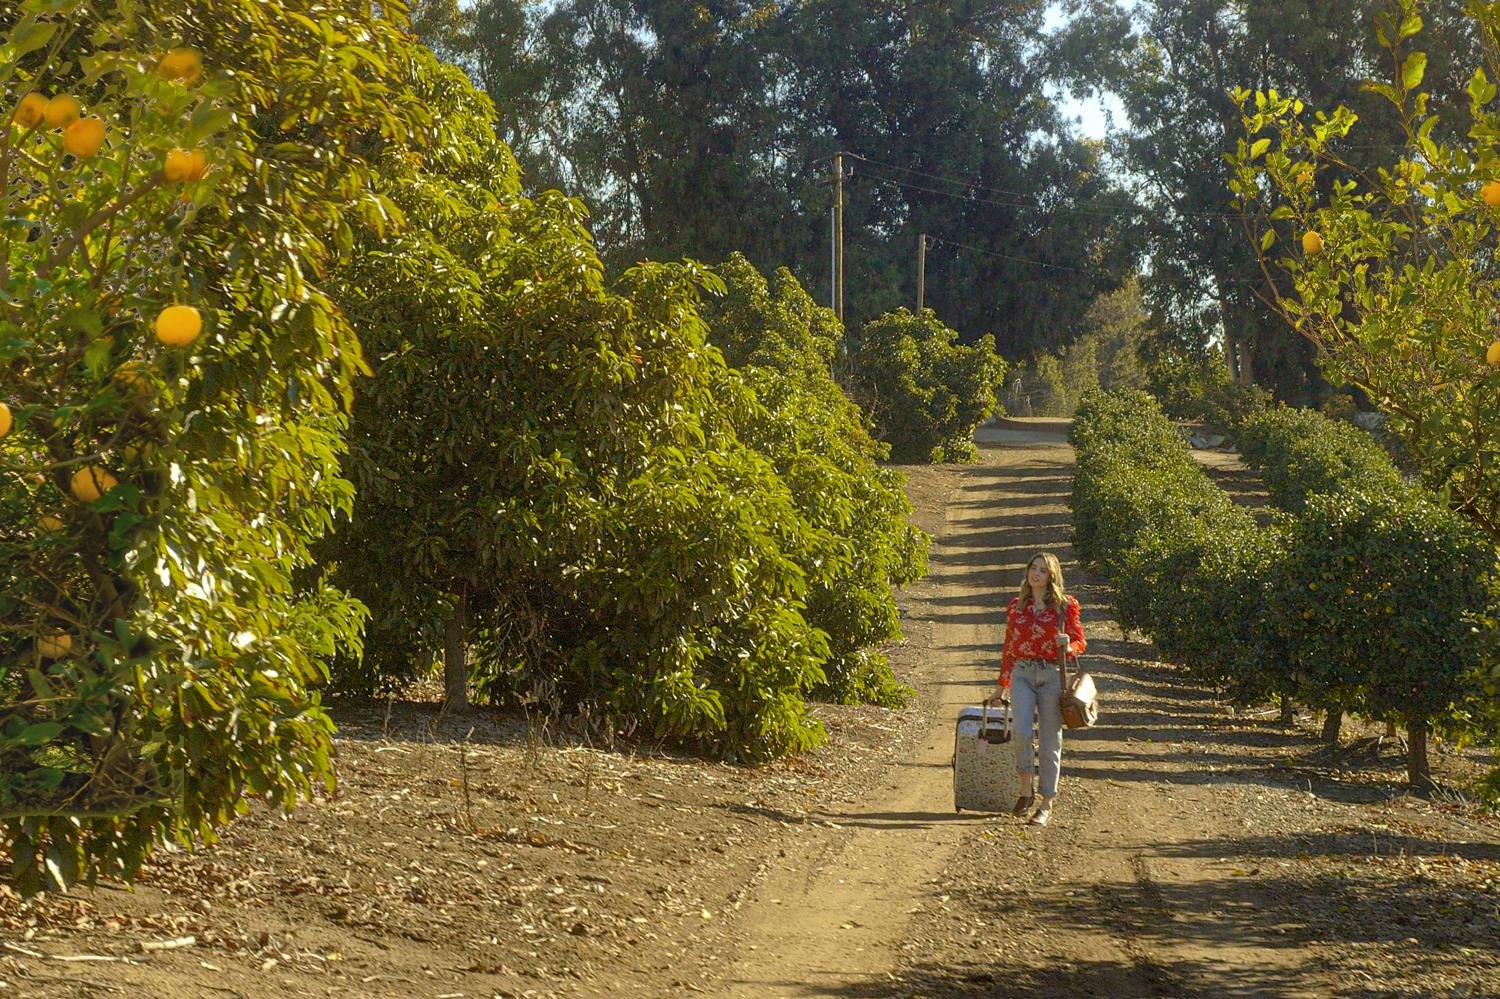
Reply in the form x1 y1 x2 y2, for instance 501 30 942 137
1027 558 1051 592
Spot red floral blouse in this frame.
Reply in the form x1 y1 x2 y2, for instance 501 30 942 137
998 595 1086 689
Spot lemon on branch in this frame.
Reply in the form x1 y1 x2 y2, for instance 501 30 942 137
162 148 208 183
1302 231 1324 255
63 117 106 158
43 95 81 128
112 360 151 397
70 465 119 503
154 304 201 346
37 633 73 659
0 401 11 437
156 47 203 83
1483 181 1500 208
13 93 46 127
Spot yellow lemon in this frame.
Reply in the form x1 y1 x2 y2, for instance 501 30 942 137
62 117 106 158
154 304 202 346
37 632 73 658
70 465 119 503
156 47 203 83
1487 341 1500 367
0 401 11 437
13 93 46 127
1302 231 1324 255
162 147 208 183
38 514 65 532
1483 181 1500 208
42 94 81 128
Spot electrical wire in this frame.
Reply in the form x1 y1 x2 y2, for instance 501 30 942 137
924 233 1271 289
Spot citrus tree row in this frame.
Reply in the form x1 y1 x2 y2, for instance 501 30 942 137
0 1 1005 894
1070 391 1499 792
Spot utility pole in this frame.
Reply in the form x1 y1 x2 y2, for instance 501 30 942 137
829 206 837 311
833 152 845 324
916 234 927 314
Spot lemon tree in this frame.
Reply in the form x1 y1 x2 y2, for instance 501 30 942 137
1227 0 1500 545
1226 0 1500 773
0 0 427 894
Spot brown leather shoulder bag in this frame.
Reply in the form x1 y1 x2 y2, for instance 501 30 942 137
1058 643 1099 730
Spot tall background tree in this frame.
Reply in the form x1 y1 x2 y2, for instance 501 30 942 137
456 0 1141 359
1056 0 1480 403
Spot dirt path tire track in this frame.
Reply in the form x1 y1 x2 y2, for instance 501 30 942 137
712 418 1494 999
718 421 1080 997
720 444 1038 996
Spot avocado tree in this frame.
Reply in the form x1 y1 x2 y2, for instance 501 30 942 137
0 0 427 893
702 254 928 705
850 309 1007 463
326 60 835 760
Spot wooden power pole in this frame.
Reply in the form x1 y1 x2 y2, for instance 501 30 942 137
916 234 927 314
833 152 845 324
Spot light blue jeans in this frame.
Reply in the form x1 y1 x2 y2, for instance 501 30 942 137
1010 659 1063 798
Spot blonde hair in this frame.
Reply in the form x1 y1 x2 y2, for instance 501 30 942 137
1018 551 1066 611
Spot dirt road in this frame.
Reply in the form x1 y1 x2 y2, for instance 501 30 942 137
6 419 1496 999
716 418 1500 999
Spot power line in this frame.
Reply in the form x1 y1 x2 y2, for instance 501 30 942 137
848 168 1142 221
925 233 1271 289
846 159 1249 223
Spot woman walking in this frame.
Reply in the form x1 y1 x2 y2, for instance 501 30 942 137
990 551 1086 827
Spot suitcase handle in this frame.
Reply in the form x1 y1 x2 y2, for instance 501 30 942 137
976 698 1012 742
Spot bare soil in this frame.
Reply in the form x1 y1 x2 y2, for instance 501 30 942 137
3 419 1497 999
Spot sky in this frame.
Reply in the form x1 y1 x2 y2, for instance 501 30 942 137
1044 1 1132 141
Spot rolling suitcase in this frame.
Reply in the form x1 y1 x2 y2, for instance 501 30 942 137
953 699 1020 813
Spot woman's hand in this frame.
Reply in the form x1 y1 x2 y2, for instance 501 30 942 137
986 685 1008 705
1055 633 1070 652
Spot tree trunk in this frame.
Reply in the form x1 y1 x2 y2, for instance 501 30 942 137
1279 694 1295 726
443 593 469 714
1385 719 1398 740
1321 707 1342 744
1406 717 1431 789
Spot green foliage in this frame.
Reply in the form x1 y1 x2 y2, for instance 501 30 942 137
1069 392 1288 703
1059 0 1479 401
1073 391 1500 790
1008 281 1149 417
1143 343 1270 432
1227 0 1500 545
467 0 1139 356
326 66 925 760
850 309 1006 464
702 254 928 706
0 0 427 894
1276 488 1496 739
1236 407 1405 513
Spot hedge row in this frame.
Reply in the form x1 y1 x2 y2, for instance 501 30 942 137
1070 391 1284 704
1070 392 1500 790
1235 407 1404 512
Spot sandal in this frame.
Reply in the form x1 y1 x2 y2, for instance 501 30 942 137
1011 795 1034 817
1028 805 1052 827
